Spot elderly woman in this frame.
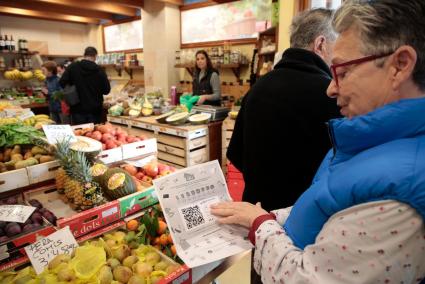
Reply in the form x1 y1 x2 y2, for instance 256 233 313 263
212 1 425 283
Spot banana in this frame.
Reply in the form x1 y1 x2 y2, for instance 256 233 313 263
35 114 50 120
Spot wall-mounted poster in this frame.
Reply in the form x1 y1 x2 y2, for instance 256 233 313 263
181 0 272 45
103 19 143 53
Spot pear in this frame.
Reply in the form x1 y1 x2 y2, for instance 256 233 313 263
145 251 161 266
107 258 122 270
133 261 153 277
128 275 147 284
154 261 168 272
113 266 133 283
123 255 139 268
112 244 131 262
98 265 113 284
48 254 71 270
57 266 76 282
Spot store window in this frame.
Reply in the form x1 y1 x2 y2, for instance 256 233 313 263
181 0 272 47
310 0 342 9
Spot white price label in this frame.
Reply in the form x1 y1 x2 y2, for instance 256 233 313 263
0 205 36 223
42 125 77 144
25 227 79 274
124 155 156 168
18 111 35 120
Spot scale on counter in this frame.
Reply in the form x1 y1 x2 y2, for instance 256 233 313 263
191 105 230 121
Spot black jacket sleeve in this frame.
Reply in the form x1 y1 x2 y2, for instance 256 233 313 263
59 64 73 88
100 70 111 95
226 93 248 173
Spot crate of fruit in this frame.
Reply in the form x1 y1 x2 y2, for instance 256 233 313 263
0 194 57 271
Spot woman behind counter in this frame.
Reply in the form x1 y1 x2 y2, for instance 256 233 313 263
192 50 221 106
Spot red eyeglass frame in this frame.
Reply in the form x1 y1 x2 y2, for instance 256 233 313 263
330 51 394 87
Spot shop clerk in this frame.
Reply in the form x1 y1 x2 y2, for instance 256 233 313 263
192 50 221 106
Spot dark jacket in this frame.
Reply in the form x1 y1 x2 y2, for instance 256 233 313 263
192 69 221 106
59 59 110 114
227 48 340 211
45 75 61 113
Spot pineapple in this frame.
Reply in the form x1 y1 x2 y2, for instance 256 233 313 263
54 138 73 194
55 139 105 210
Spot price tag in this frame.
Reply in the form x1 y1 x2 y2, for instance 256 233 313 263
18 111 35 120
25 227 78 274
124 155 156 168
42 125 77 144
0 205 36 223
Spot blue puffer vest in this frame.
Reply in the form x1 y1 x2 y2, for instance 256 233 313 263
284 97 425 249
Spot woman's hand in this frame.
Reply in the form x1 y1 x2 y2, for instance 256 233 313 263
210 201 268 228
196 95 207 105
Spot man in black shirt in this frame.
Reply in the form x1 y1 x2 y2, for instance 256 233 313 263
59 47 110 124
227 8 341 212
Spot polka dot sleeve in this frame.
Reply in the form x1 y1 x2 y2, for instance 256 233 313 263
253 200 425 283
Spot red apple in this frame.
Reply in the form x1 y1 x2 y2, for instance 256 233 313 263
143 163 159 178
142 175 153 183
105 140 117 150
101 133 113 143
135 172 145 180
158 164 170 174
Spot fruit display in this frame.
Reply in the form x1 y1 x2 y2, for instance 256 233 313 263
33 69 46 82
0 196 57 243
74 123 147 151
0 114 54 128
188 113 211 125
155 111 175 123
129 205 178 262
55 139 105 210
0 227 181 284
0 124 44 148
100 167 137 200
108 104 124 117
3 69 32 81
121 161 177 186
0 144 55 173
165 112 189 126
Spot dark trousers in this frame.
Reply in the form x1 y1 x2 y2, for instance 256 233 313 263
71 113 101 125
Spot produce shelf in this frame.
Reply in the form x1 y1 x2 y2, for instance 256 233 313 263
175 63 248 82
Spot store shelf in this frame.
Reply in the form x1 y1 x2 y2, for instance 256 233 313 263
259 51 276 56
0 50 37 56
175 63 248 82
100 64 123 77
124 65 144 79
40 54 80 60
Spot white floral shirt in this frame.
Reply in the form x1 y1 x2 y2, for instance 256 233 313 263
253 200 425 283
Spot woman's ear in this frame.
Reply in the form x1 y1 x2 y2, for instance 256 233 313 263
390 45 417 90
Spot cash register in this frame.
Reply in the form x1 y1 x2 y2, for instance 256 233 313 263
191 105 230 122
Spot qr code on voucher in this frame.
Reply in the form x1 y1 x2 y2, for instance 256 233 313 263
181 205 205 230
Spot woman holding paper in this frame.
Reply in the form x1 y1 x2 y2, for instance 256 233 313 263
211 1 425 283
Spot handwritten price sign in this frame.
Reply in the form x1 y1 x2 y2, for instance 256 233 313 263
25 227 78 274
42 125 77 145
0 205 36 223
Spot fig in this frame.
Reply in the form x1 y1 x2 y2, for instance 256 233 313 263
145 251 161 266
5 196 17 205
113 266 133 283
128 275 147 284
23 224 37 233
57 266 76 281
98 265 113 284
133 261 152 277
107 258 121 270
28 199 43 209
112 244 131 262
154 261 168 271
30 212 43 225
48 254 71 270
5 222 21 237
123 255 139 268
43 212 57 225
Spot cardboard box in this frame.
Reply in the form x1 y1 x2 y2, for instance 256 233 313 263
119 187 158 217
0 225 56 272
0 169 30 193
97 147 123 164
24 186 121 239
78 221 192 284
27 160 60 184
122 138 157 160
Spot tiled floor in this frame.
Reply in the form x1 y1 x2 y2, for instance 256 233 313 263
214 251 252 284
